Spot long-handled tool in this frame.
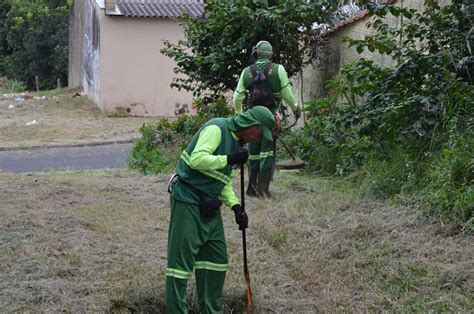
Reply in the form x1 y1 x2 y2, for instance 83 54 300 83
241 164 253 312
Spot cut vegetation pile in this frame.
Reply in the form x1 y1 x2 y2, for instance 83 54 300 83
1 170 472 312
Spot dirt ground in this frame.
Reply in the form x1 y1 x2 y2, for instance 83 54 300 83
1 169 472 312
0 89 156 149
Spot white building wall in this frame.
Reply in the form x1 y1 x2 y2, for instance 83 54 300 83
99 16 193 116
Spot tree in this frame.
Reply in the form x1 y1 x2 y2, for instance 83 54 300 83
0 1 12 74
1 0 70 89
161 0 337 101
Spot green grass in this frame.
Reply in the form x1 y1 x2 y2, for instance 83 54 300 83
30 87 81 98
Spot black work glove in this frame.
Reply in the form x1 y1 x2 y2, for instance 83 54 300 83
227 148 249 166
232 204 248 230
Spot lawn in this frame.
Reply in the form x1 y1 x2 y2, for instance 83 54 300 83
1 169 472 312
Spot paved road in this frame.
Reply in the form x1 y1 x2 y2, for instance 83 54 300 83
0 143 133 173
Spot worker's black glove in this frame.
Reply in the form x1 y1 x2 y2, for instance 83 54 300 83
227 148 249 166
294 106 302 120
232 204 248 230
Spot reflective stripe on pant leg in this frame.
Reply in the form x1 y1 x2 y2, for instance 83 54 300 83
259 137 276 174
195 214 228 314
249 140 261 173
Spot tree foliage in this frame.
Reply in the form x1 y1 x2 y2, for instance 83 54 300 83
0 0 70 90
161 0 337 101
284 0 473 226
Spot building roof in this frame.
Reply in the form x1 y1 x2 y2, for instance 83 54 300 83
115 0 205 18
320 0 396 38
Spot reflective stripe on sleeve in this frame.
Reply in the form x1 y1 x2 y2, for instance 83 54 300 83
181 150 232 185
191 149 211 155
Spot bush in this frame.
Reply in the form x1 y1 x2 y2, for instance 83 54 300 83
128 124 170 175
423 122 474 228
129 98 233 175
289 1 473 227
1 78 27 92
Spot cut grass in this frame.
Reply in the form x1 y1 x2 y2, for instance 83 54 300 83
0 169 472 312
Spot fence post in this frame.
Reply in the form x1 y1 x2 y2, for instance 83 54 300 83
35 76 40 92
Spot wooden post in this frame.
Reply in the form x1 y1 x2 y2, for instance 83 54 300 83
57 78 62 89
35 76 40 92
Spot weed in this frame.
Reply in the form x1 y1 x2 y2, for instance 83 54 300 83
2 78 27 93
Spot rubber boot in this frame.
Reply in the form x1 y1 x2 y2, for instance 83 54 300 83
246 170 259 197
258 169 272 198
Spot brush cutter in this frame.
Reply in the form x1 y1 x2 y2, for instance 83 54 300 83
240 164 253 312
276 137 305 170
275 109 305 170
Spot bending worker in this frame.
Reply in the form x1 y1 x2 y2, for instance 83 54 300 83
166 106 277 313
233 40 302 197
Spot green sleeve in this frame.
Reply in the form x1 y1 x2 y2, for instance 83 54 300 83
278 65 298 111
188 125 228 170
232 70 247 114
221 169 239 208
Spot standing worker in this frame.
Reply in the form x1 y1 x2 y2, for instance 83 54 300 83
166 106 277 313
233 40 302 197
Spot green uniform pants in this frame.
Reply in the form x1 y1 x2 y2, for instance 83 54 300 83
248 137 276 175
166 196 228 313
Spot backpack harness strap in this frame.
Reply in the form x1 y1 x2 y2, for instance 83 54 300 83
250 62 273 79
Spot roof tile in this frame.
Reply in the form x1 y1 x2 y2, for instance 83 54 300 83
116 0 205 18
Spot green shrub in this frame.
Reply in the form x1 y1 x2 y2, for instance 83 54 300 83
2 78 27 92
128 124 170 175
360 147 426 198
129 97 232 175
288 1 473 227
423 123 474 227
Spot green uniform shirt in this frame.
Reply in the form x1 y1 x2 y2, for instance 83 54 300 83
172 118 241 208
233 59 298 114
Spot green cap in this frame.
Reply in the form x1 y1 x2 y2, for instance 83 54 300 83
256 41 273 59
229 106 276 141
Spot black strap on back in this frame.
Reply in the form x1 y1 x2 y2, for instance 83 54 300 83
250 62 273 79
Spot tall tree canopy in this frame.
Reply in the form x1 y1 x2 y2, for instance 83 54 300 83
0 0 71 90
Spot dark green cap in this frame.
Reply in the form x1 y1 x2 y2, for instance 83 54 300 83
229 106 276 141
256 41 273 59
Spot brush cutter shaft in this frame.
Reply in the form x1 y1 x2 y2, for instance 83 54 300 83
278 137 297 160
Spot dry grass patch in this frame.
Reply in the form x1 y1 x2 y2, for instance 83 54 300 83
0 169 472 312
0 89 156 148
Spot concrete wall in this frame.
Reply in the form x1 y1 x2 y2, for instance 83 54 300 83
69 0 101 104
295 0 452 104
68 0 86 88
83 0 102 105
99 16 193 116
69 0 193 116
